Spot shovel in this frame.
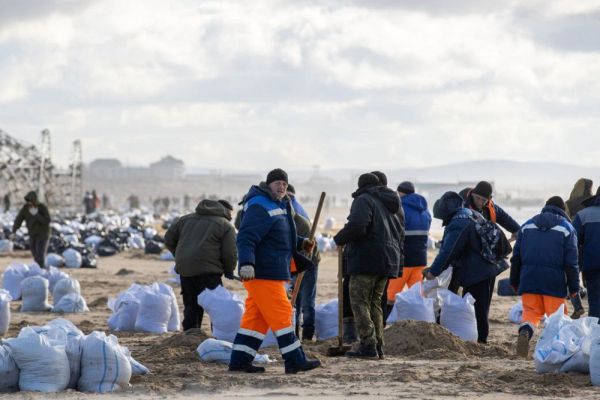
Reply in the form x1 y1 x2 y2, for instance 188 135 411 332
290 191 326 337
326 246 351 356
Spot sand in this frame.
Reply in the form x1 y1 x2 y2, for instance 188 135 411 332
1 250 599 399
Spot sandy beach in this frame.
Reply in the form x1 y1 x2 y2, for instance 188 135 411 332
1 249 599 400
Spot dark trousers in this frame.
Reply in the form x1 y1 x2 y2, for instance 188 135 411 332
381 278 389 326
463 276 496 343
30 237 49 269
180 274 222 331
343 275 353 319
291 267 318 329
584 272 600 319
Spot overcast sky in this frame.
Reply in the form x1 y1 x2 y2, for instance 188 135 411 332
1 0 599 171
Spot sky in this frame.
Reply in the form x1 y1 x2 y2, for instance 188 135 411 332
1 0 600 171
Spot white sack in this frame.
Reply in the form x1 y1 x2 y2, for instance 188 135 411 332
20 276 51 312
439 290 478 342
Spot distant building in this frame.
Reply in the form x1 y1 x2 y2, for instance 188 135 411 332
88 158 125 179
150 155 185 179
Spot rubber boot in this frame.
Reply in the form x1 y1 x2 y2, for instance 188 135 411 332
346 342 377 359
276 327 321 374
343 317 357 344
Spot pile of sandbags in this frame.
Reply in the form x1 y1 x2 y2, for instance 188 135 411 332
107 283 180 334
535 305 599 374
1 263 30 300
1 318 147 393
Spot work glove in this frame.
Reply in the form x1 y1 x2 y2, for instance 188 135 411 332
239 265 255 281
29 207 38 215
302 238 315 253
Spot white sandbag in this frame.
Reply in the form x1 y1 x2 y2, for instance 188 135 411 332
78 331 132 393
20 276 52 312
63 234 80 245
534 305 578 373
120 346 149 375
422 267 453 317
128 234 145 250
2 262 29 300
143 227 158 240
315 299 338 340
156 283 181 332
0 289 12 336
62 248 83 269
84 235 103 248
53 277 81 305
324 217 335 230
388 282 435 324
197 285 244 343
439 290 478 342
0 345 19 392
590 324 600 385
53 293 89 313
45 253 65 268
509 301 523 324
46 266 69 293
108 292 141 331
167 264 180 286
25 262 44 277
0 239 13 253
4 327 70 392
197 338 270 365
159 250 174 261
134 289 172 334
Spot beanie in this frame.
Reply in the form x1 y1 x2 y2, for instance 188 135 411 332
218 199 233 211
266 168 288 185
370 171 387 186
358 173 379 189
546 196 566 211
472 181 493 199
397 181 415 194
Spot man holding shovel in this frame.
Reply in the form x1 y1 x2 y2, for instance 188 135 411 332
334 173 403 359
229 168 321 374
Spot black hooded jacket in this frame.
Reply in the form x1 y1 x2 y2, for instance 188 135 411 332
13 191 51 239
334 185 403 277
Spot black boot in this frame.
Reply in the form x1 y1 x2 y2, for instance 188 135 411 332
384 304 394 323
285 357 321 374
376 344 384 360
346 342 377 359
343 318 357 344
302 326 315 342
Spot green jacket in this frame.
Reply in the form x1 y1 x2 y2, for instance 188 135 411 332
292 204 321 267
12 191 51 239
165 199 237 277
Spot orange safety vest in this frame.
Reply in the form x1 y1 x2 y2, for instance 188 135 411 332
290 258 297 274
487 200 497 223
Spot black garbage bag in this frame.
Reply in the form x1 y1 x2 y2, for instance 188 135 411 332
144 240 162 255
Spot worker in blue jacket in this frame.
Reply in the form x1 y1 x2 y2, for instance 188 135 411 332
573 188 600 319
229 168 320 374
427 191 511 344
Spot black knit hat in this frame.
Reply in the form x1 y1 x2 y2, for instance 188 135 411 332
546 196 566 211
358 173 379 189
397 181 415 194
370 171 387 186
218 199 233 211
266 168 288 185
472 181 493 199
458 187 472 200
287 184 295 194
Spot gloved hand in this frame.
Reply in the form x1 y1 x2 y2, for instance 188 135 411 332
239 265 255 281
302 238 315 253
29 206 38 215
224 272 236 280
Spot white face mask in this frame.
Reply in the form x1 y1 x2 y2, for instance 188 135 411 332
29 207 38 215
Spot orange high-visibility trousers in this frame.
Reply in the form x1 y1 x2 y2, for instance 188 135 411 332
521 293 567 329
240 279 293 334
387 266 426 303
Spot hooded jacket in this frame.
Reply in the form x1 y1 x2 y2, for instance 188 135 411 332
236 183 313 281
573 192 600 275
429 192 501 288
402 193 431 267
334 185 403 278
12 191 51 239
510 205 579 298
165 200 237 277
566 178 593 220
